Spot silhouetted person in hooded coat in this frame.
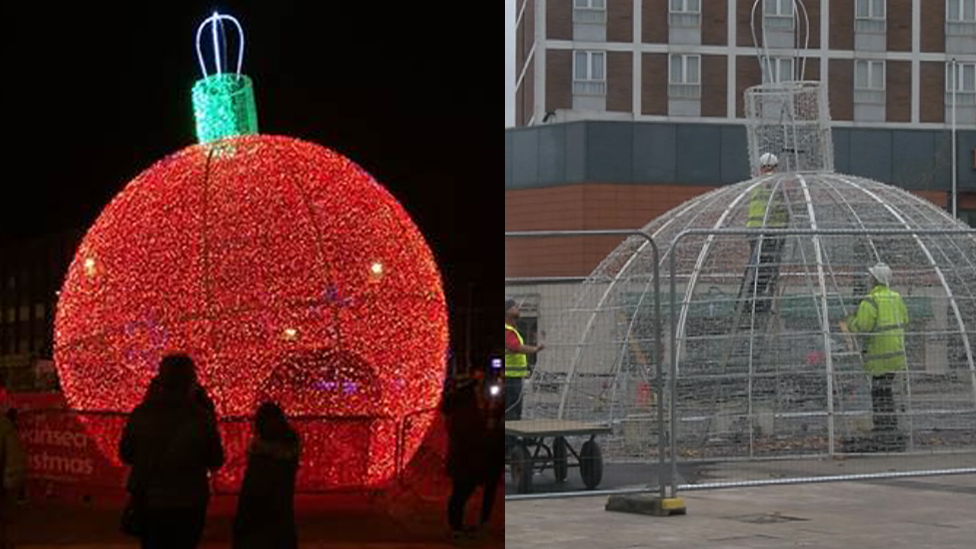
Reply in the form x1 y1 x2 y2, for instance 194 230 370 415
119 353 225 549
233 401 300 549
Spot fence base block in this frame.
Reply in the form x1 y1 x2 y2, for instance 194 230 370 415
605 494 687 516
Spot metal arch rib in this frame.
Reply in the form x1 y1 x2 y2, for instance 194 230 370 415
816 175 881 262
871 184 976 407
796 174 837 454
673 176 775 371
590 185 742 410
553 190 719 419
815 174 881 321
836 175 976 409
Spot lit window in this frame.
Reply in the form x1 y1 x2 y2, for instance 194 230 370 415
947 0 976 34
669 54 701 99
855 0 886 33
669 0 701 27
762 57 794 84
573 51 606 95
764 0 795 29
574 0 606 24
855 60 886 104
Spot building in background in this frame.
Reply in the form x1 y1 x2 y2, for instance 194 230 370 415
515 0 976 127
507 0 976 342
0 230 82 389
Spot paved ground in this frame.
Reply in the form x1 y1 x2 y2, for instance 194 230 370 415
506 472 976 548
7 491 503 548
8 477 503 548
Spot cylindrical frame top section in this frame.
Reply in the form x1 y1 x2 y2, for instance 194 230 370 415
192 73 259 143
744 81 834 176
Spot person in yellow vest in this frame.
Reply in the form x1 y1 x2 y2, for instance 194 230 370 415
746 153 789 311
504 299 544 455
844 262 909 439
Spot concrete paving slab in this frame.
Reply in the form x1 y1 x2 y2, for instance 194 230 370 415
505 473 976 548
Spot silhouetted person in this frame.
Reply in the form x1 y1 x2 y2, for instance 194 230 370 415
481 374 503 533
0 412 25 549
442 374 490 542
233 401 300 549
119 353 225 549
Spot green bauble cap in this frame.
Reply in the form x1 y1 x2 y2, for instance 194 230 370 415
192 12 258 144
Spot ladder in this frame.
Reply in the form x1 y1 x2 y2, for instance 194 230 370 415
721 234 787 370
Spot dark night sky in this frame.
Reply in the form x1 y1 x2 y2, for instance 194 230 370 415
1 2 498 365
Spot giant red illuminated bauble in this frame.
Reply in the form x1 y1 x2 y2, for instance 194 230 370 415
54 135 448 490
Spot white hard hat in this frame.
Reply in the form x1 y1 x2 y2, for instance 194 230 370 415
759 152 779 167
868 262 892 286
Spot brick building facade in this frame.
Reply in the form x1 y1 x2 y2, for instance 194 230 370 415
509 1 976 281
515 0 976 127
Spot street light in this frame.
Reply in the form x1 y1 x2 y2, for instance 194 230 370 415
951 58 958 219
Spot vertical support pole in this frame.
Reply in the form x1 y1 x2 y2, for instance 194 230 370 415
951 59 958 219
651 238 665 500
668 241 679 499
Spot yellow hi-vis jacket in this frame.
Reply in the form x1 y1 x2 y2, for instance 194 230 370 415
847 284 909 375
747 182 788 228
504 323 529 378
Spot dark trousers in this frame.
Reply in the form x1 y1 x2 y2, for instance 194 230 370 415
480 469 501 526
871 373 898 432
447 471 500 532
140 506 206 549
504 377 523 453
747 235 784 301
448 477 479 532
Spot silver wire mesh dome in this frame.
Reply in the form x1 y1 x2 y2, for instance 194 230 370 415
527 173 976 460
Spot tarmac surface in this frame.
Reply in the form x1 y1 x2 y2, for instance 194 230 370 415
505 472 976 548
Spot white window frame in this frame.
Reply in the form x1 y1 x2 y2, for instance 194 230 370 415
946 61 976 107
855 0 886 33
573 51 607 96
854 59 886 104
574 0 607 24
761 56 794 84
668 54 701 99
669 0 701 28
946 0 976 35
764 0 795 30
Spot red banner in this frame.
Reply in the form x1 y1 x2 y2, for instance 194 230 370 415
10 393 126 489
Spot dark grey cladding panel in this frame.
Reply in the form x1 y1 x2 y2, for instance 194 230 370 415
586 122 634 182
565 122 587 182
676 125 722 184
538 125 567 183
848 129 893 184
505 132 514 187
511 128 540 186
891 131 940 190
720 125 750 184
633 124 677 183
934 131 953 191
959 130 976 190
504 122 975 192
833 129 851 175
